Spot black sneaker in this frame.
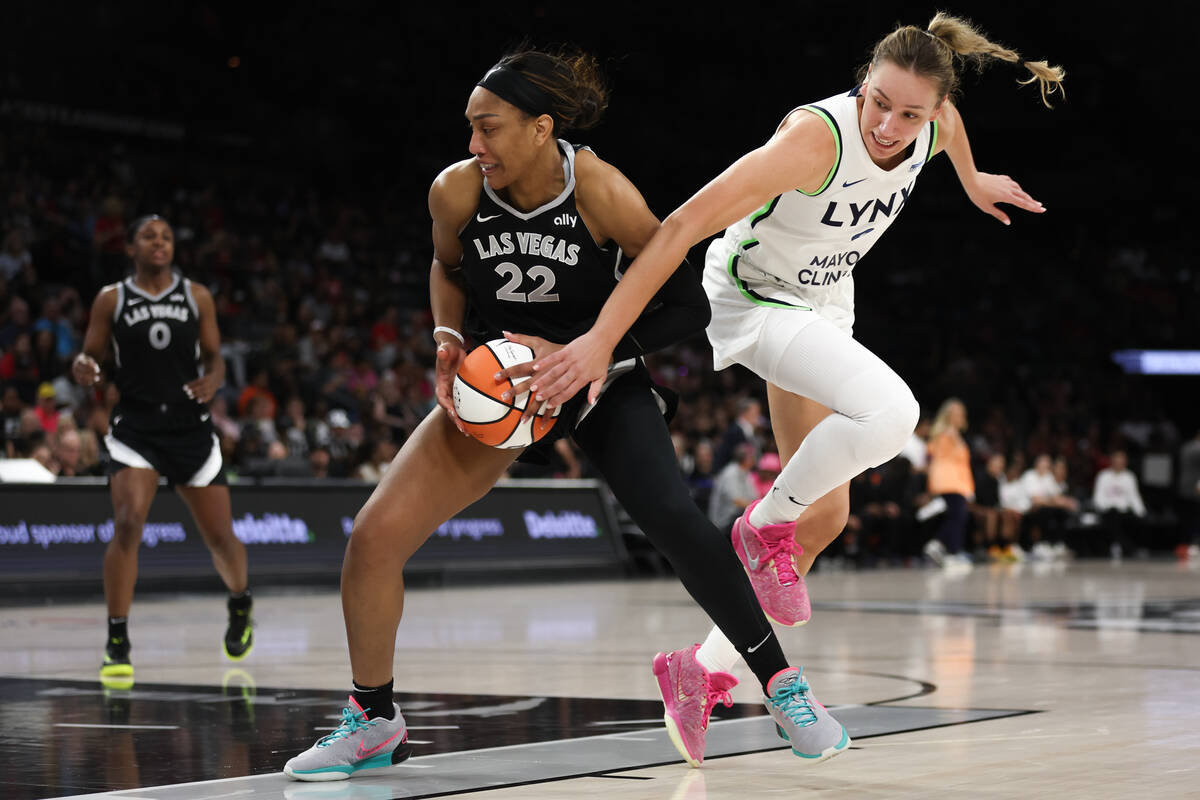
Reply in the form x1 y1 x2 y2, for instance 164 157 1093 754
224 596 254 660
100 636 134 689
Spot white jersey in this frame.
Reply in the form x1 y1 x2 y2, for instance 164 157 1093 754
708 87 938 329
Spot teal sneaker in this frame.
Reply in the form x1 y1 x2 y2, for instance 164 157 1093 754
284 697 412 781
764 667 849 763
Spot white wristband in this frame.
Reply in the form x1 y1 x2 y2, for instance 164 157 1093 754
433 326 464 345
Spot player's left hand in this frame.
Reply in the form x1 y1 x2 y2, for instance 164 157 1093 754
496 331 565 422
966 172 1044 225
184 374 222 404
523 329 612 412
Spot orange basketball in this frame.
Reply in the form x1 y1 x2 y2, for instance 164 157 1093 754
452 339 560 449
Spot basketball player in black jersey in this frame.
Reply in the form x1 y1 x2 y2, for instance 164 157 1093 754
73 216 253 688
284 49 838 781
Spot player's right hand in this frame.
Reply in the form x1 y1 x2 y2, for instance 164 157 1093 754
72 353 101 387
434 340 469 434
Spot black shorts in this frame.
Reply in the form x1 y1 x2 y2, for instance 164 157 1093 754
105 412 226 487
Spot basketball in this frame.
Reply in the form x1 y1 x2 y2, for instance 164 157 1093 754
452 338 561 449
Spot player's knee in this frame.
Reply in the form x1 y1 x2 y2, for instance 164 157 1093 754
347 511 415 567
111 512 144 547
865 379 919 463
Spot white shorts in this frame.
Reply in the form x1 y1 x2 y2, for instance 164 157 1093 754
703 238 854 371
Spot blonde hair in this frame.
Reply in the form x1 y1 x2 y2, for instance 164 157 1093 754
858 13 1065 108
928 397 967 440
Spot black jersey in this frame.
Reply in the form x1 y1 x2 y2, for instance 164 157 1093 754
457 141 624 344
110 272 203 411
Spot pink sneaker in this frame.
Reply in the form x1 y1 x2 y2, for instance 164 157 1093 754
653 644 738 767
731 498 811 626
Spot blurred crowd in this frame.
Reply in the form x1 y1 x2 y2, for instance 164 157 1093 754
665 395 1200 568
2 126 1199 561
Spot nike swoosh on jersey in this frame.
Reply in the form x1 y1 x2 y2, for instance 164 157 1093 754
841 178 868 188
355 728 403 760
200 413 211 422
476 213 501 223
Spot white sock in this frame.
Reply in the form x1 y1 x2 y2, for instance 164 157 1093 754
749 489 807 528
695 626 741 674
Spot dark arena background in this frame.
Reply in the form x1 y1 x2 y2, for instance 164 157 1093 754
2 4 1198 800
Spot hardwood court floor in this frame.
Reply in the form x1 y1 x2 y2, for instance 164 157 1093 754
3 560 1199 799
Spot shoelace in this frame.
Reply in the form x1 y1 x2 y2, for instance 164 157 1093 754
317 706 376 747
771 678 818 727
702 681 734 730
756 531 801 586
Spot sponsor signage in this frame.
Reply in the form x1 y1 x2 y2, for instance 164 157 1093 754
0 480 622 592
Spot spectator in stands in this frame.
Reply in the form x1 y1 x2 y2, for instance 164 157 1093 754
2 333 40 406
1092 450 1145 559
279 396 312 458
356 439 399 483
848 460 909 566
53 428 84 477
0 229 33 283
77 428 102 475
1021 453 1078 559
33 329 60 384
713 397 763 472
753 452 781 500
33 382 60 435
308 446 332 479
30 442 56 474
688 439 716 515
0 297 34 351
998 458 1031 559
34 295 79 362
972 452 1009 561
899 416 931 473
325 408 358 477
1 385 25 457
92 195 127 278
924 398 974 568
208 393 241 442
237 368 277 419
370 307 402 367
242 395 279 447
709 443 758 531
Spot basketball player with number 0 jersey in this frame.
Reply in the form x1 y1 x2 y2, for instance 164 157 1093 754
73 215 253 688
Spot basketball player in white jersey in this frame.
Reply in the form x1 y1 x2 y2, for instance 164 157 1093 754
520 14 1064 765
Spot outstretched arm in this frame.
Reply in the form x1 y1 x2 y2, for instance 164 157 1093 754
529 113 837 407
936 101 1045 226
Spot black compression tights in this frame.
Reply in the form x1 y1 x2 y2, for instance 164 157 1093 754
573 373 787 691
